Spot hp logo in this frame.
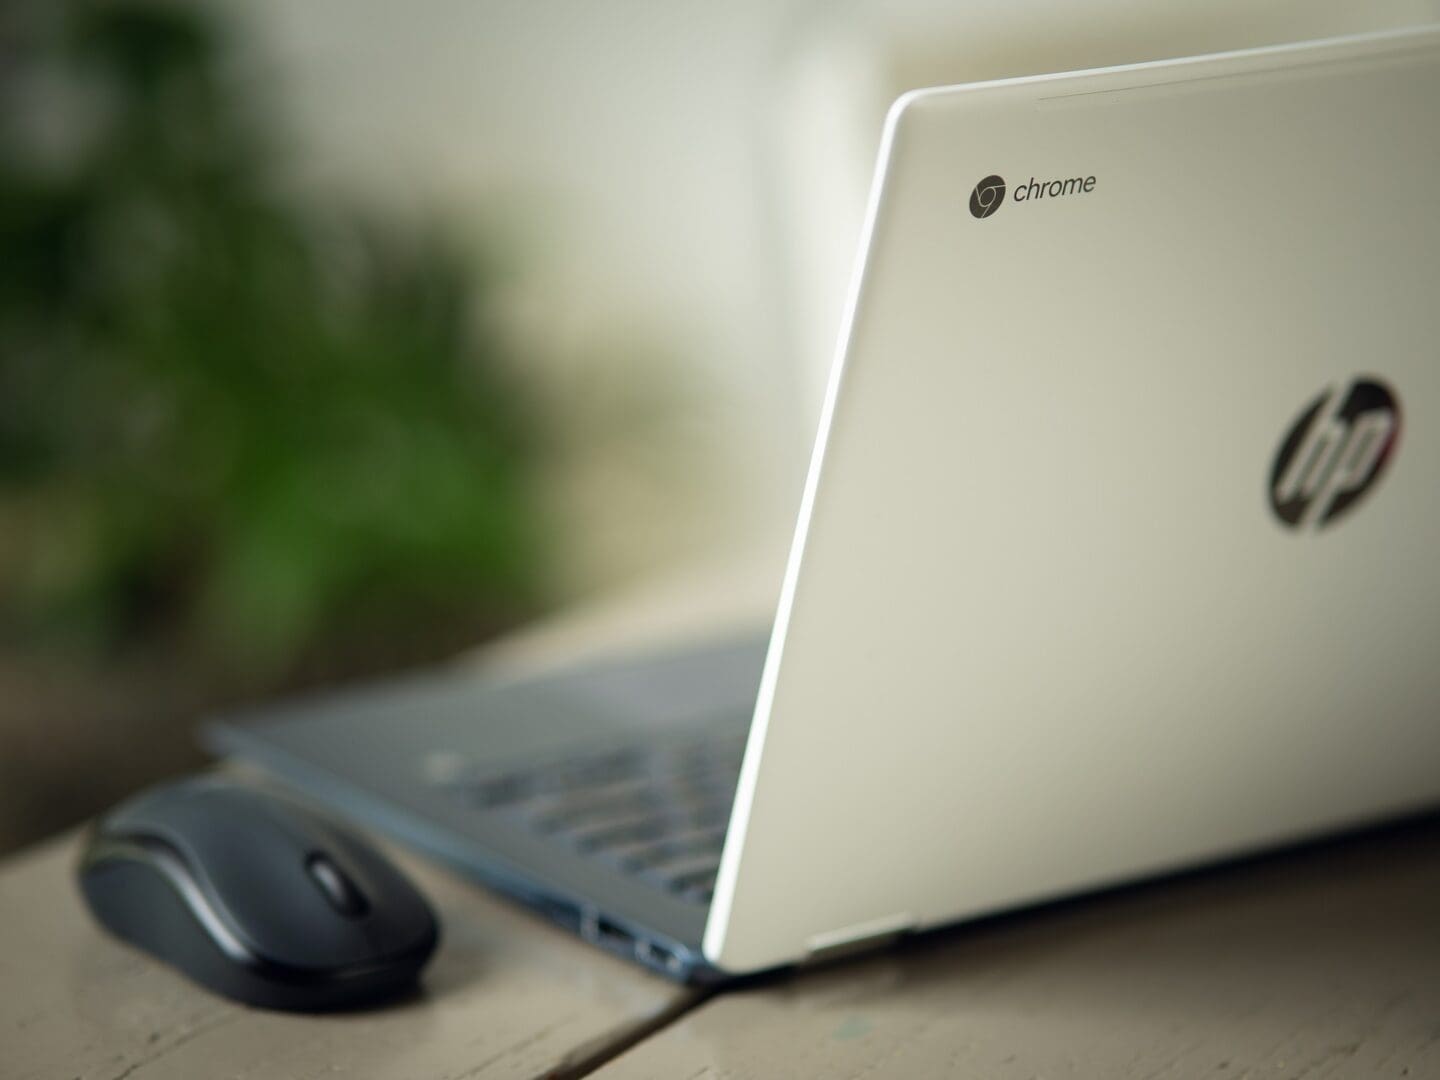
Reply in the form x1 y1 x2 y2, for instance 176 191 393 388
969 175 1006 219
1270 379 1400 529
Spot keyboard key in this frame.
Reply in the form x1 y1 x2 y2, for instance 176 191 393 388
643 851 722 890
596 827 727 873
466 772 534 808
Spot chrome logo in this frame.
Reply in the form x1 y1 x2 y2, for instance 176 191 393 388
969 175 1006 219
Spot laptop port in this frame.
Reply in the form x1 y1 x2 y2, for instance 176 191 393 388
581 909 634 951
635 939 685 976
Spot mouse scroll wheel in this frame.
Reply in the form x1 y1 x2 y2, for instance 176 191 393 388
305 853 370 918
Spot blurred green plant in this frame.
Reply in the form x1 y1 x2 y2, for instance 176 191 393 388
0 1 543 671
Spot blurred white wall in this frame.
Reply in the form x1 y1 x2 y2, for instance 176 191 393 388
223 0 1440 596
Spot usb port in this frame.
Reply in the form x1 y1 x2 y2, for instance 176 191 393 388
635 939 685 976
581 909 634 951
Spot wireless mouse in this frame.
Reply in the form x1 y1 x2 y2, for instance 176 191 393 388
78 775 439 1011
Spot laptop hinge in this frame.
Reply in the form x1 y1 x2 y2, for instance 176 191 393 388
802 912 918 965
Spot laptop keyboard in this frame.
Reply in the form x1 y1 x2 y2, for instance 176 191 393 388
441 729 748 906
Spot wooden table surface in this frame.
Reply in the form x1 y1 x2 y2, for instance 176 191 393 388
595 816 1440 1079
3 556 1438 1080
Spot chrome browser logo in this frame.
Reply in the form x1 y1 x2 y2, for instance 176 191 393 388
968 175 1006 219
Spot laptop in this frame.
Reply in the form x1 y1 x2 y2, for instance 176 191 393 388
209 25 1440 981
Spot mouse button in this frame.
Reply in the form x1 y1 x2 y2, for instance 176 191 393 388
305 853 369 918
199 835 377 972
99 776 226 845
319 832 437 953
145 789 375 971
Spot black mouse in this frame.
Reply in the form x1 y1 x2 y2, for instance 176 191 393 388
78 775 439 1011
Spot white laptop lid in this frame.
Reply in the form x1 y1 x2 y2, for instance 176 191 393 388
707 26 1440 972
